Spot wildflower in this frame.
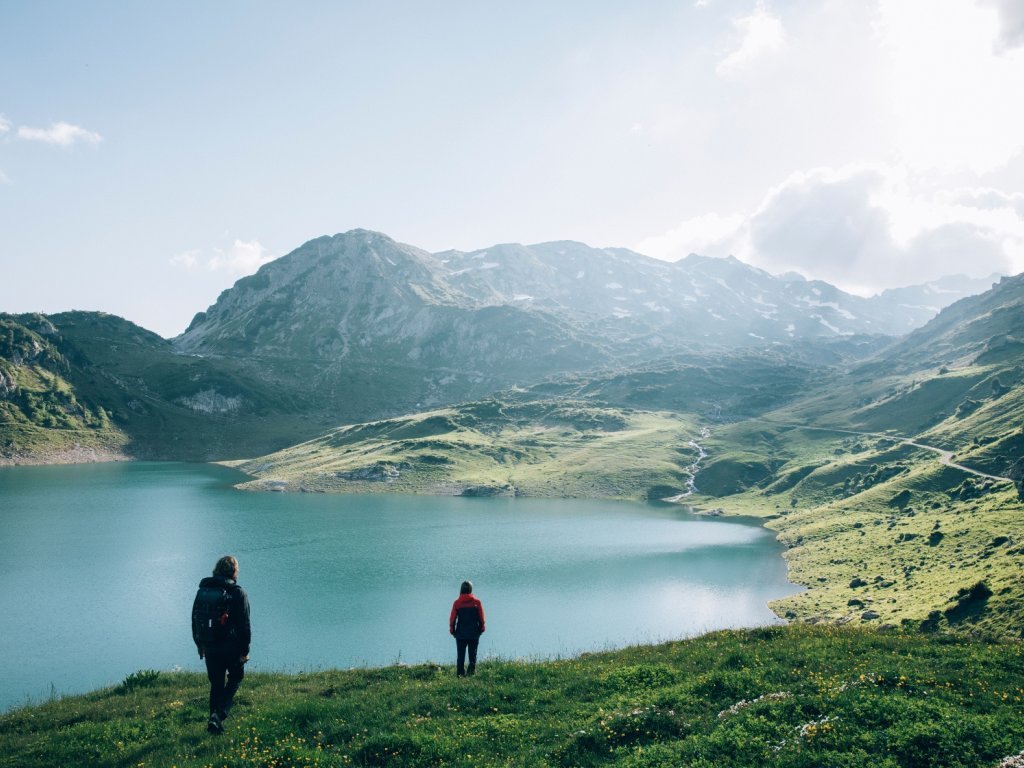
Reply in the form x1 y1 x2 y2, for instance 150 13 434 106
798 716 836 740
717 691 793 719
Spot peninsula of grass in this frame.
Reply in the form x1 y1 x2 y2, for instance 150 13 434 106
229 400 697 501
2 625 1022 768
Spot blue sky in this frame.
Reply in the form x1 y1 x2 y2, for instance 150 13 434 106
3 0 1024 337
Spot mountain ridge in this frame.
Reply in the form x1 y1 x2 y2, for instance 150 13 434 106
0 227 1011 464
174 228 1002 387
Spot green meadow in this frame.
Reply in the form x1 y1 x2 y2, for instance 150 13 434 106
3 625 1022 768
230 400 698 502
686 355 1024 636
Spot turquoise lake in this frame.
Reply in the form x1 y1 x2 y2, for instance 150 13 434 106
0 461 799 711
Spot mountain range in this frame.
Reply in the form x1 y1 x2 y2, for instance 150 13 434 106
0 229 1011 462
180 229 998 357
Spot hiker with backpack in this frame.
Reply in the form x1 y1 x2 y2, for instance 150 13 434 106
449 580 485 677
191 555 251 734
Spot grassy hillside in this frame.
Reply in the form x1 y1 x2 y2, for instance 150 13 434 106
2 625 1022 768
2 308 841 466
522 351 823 419
0 314 129 463
231 400 698 501
688 356 1024 635
0 312 364 462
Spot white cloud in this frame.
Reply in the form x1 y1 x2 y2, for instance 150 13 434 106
171 240 275 275
983 0 1024 51
170 250 201 270
635 212 745 260
210 240 275 273
17 121 103 147
0 168 10 185
0 115 10 134
716 2 785 77
878 0 1024 173
639 164 1024 292
948 188 1024 218
746 165 1024 289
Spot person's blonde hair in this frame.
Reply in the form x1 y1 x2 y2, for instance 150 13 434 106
213 555 239 579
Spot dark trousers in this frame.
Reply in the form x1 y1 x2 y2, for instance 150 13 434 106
205 651 245 717
456 637 479 676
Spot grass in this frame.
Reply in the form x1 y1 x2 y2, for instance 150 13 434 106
686 361 1024 636
230 400 698 501
2 625 1023 767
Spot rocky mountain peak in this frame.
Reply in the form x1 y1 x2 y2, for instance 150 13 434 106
172 229 1004 409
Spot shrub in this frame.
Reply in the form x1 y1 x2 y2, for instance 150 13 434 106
605 663 678 692
555 706 688 766
118 669 160 694
944 581 993 624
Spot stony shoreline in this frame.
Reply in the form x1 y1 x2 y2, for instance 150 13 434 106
0 446 130 467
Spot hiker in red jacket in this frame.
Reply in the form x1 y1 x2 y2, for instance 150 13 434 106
449 580 486 677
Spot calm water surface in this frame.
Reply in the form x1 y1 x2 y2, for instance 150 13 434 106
0 462 799 710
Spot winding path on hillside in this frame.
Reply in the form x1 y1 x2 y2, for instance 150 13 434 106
752 420 1013 484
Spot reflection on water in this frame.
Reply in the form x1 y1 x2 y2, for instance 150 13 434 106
0 462 799 710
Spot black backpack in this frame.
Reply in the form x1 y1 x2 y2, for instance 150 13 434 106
192 583 233 647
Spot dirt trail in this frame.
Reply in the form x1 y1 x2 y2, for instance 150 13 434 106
755 420 1012 485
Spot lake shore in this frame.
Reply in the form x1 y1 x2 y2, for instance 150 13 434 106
0 445 130 467
0 461 795 713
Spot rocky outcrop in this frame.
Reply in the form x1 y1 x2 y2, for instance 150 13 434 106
459 484 516 497
0 367 15 398
1009 457 1024 500
175 389 243 414
0 444 129 466
335 462 409 482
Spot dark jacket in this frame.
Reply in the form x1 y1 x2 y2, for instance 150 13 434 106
195 575 251 656
449 593 486 640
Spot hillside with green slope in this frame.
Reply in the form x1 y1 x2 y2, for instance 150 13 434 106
2 626 1022 768
231 400 698 500
693 417 1022 635
686 278 1024 636
518 350 823 419
0 314 128 463
0 311 397 462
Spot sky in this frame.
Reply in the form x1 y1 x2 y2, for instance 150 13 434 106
2 0 1024 338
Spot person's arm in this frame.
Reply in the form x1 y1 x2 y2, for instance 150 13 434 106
191 592 205 658
236 588 252 659
449 602 458 635
477 600 486 634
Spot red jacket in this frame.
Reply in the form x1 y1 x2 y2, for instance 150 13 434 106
449 593 486 640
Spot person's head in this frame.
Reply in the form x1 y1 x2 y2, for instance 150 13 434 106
213 555 239 580
460 580 473 594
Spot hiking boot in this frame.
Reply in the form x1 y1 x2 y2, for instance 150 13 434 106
207 712 223 734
